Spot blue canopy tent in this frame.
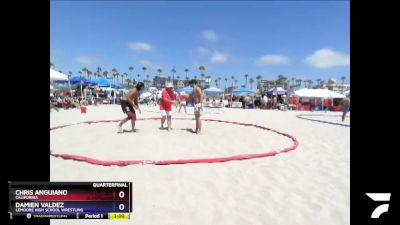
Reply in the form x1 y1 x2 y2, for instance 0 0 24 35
69 76 96 99
204 87 224 94
92 77 113 87
69 76 95 85
92 77 123 89
110 81 123 89
232 87 255 109
232 87 255 95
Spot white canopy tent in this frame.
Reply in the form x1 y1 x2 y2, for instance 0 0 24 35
50 69 72 97
50 69 68 81
295 88 346 98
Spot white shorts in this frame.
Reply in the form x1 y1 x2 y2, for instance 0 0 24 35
180 101 186 106
194 103 203 116
161 110 173 117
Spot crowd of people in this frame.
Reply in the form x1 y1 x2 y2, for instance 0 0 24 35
50 85 127 112
51 81 350 129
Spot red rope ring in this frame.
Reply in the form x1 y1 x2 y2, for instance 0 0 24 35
50 118 299 166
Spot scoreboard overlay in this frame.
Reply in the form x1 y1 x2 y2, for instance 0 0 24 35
8 181 132 219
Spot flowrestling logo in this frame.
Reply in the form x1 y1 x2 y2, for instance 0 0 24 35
366 193 391 219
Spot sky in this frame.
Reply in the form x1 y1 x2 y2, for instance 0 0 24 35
50 0 350 86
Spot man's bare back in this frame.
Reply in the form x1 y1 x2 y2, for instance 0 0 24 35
122 88 140 110
193 86 202 104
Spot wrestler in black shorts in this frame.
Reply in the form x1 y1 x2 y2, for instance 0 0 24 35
120 99 135 114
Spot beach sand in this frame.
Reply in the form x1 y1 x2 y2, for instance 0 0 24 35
50 105 350 225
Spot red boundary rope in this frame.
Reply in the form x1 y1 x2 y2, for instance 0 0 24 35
50 118 299 166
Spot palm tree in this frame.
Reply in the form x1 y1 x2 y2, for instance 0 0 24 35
249 78 254 90
137 74 141 82
199 65 205 78
117 73 121 83
224 77 228 90
231 76 235 89
296 79 302 88
255 75 262 91
234 79 238 88
184 68 189 80
58 70 63 74
146 74 150 86
68 72 72 79
111 68 117 81
157 68 162 76
124 73 128 84
171 67 176 83
81 68 87 78
78 71 82 78
320 80 326 88
126 78 131 88
194 75 197 80
50 62 54 68
316 79 321 88
103 70 108 78
129 66 134 80
340 76 346 91
185 76 189 85
309 80 313 89
120 73 125 85
87 70 92 80
97 67 102 77
304 80 308 88
291 77 295 86
218 77 222 88
199 73 204 85
142 67 147 79
244 74 249 88
205 75 211 88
